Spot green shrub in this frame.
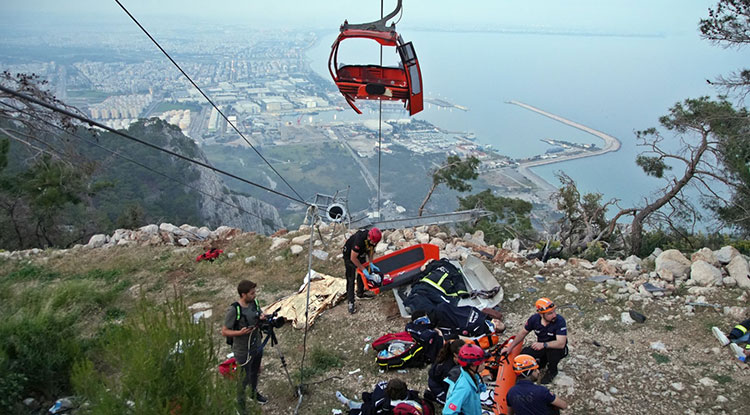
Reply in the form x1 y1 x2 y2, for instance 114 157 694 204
582 241 606 261
0 313 82 411
651 352 670 364
295 346 343 382
72 297 241 414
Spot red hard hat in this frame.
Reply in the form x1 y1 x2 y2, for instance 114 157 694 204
368 227 382 244
457 343 486 367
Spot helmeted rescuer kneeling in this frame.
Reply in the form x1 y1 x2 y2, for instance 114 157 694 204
501 297 568 384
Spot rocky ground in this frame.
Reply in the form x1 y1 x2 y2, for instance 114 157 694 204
4 223 749 414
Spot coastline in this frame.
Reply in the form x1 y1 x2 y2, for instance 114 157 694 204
493 100 623 194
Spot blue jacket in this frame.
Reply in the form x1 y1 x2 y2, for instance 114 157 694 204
442 367 486 415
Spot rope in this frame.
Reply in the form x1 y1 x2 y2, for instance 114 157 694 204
377 0 384 219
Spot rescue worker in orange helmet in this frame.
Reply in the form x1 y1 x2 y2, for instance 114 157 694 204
500 298 568 384
507 354 568 415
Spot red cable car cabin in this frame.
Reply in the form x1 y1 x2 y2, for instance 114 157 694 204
329 28 423 116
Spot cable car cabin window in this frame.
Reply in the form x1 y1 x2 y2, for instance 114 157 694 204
397 42 417 66
408 65 421 95
336 38 401 69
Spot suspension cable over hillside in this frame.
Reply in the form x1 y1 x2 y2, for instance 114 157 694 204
114 0 306 202
0 85 311 208
0 101 277 227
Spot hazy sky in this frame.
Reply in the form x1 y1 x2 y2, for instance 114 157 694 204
1 0 721 34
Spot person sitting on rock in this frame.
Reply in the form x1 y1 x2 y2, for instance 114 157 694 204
506 354 568 415
500 298 568 384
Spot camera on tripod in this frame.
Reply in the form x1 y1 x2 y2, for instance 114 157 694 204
257 310 286 334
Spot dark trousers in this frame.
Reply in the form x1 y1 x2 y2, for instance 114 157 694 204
237 349 263 412
344 259 364 304
521 344 568 375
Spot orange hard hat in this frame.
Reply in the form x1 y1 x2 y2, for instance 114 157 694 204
513 354 539 375
535 297 556 314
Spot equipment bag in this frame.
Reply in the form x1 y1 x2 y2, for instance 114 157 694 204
218 357 237 378
372 331 425 369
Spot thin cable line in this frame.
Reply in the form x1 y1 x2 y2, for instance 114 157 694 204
113 0 305 202
0 107 274 226
0 85 310 207
377 0 384 219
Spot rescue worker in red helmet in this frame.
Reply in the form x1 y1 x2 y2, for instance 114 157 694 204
507 354 568 415
500 298 568 384
442 344 486 415
342 227 382 314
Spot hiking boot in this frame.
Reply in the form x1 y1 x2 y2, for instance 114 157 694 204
540 370 557 385
357 291 375 299
348 302 356 314
255 392 268 405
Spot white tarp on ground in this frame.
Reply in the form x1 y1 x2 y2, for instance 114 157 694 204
263 270 346 329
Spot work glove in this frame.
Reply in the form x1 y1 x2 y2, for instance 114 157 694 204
362 268 371 279
370 264 380 272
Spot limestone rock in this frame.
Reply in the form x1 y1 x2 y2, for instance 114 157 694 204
177 238 190 246
375 242 388 254
415 231 430 244
656 249 691 280
565 283 579 293
291 234 311 245
689 260 723 286
727 255 750 290
87 234 108 249
270 237 289 251
429 238 446 249
595 258 617 275
244 256 256 264
715 245 740 265
691 247 719 267
290 245 304 255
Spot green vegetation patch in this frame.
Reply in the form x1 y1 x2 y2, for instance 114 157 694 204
651 352 670 364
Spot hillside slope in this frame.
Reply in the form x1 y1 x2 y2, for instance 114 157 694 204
1 223 748 414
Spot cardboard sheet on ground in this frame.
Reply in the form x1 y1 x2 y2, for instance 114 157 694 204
263 270 346 329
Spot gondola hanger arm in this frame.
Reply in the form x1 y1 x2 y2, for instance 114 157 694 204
341 0 402 32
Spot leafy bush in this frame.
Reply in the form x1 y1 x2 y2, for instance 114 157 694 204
72 297 241 414
0 313 82 411
582 241 606 261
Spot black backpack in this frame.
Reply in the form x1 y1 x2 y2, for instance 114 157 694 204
226 302 242 346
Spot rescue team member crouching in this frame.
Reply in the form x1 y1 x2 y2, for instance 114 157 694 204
507 354 568 415
442 344 487 415
501 298 568 384
222 280 268 412
342 227 382 314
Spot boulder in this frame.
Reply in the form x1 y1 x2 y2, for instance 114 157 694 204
387 229 404 243
727 255 750 290
715 245 740 265
622 255 642 273
270 237 289 251
502 238 521 253
87 234 108 249
415 231 430 244
290 245 304 255
139 224 159 235
177 238 190 246
403 229 415 240
291 234 311 245
565 283 579 293
111 229 131 242
595 258 618 275
429 238 446 249
689 260 723 286
215 226 241 239
691 247 719 267
196 227 212 239
375 242 388 254
160 223 183 235
655 249 691 280
427 225 440 236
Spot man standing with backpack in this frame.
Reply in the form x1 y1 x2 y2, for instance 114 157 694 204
222 280 268 412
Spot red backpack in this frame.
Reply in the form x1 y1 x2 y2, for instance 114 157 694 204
372 331 425 369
